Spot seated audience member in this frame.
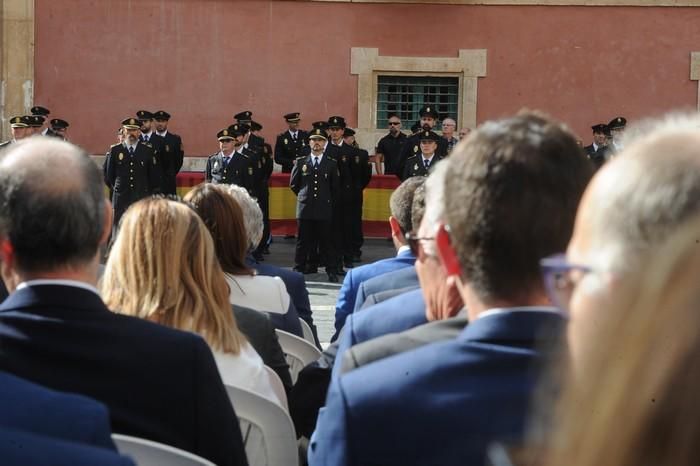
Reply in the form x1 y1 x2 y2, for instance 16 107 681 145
0 427 134 466
350 182 426 312
224 184 316 345
309 112 593 466
102 197 283 408
337 161 465 373
529 115 700 466
0 138 247 466
184 183 303 337
0 370 116 449
332 176 425 341
289 178 427 437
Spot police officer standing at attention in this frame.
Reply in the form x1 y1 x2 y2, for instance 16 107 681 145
343 127 371 262
397 105 447 177
0 116 32 148
290 128 340 283
153 110 184 196
103 117 160 234
326 116 356 271
234 110 264 151
48 119 70 141
583 123 608 170
205 125 257 197
136 110 166 191
402 129 444 179
274 112 307 173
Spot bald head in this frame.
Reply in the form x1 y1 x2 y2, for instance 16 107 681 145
569 116 700 274
0 138 107 273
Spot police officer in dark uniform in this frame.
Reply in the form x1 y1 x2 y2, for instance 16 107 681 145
250 120 275 260
344 127 372 261
290 128 340 283
274 112 308 173
205 125 258 197
27 115 45 136
234 110 265 151
402 130 444 179
153 110 184 196
31 106 52 136
0 116 31 149
325 116 357 270
103 117 161 235
397 105 448 179
583 123 608 170
136 110 167 192
48 119 70 140
607 116 627 156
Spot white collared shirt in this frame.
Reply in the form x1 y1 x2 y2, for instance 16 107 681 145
17 279 100 297
477 306 562 320
397 245 411 256
156 130 168 137
311 153 324 166
141 131 153 142
124 142 138 153
289 130 298 140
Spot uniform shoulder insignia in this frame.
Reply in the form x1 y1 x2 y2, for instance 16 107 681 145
143 141 153 147
406 154 419 161
110 143 121 148
242 153 249 159
296 155 306 160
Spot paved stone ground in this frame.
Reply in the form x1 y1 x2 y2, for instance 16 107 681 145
262 235 396 345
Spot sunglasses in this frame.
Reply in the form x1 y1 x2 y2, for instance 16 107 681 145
405 232 435 257
389 122 401 126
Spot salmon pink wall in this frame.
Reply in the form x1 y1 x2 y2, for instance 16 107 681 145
34 0 700 155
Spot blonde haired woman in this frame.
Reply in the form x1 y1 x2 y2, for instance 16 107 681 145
527 216 700 466
101 197 282 407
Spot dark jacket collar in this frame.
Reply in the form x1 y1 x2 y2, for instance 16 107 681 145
460 308 565 348
0 284 110 316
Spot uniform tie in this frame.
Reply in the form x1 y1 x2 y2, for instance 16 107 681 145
424 158 431 169
313 157 319 168
128 146 135 156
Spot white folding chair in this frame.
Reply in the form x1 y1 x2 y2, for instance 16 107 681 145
112 433 215 466
298 318 316 346
264 365 289 412
275 329 322 384
226 384 299 466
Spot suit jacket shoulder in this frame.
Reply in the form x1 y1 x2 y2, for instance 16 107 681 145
342 316 468 373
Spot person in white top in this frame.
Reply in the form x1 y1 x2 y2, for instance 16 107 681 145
101 198 282 407
184 183 303 336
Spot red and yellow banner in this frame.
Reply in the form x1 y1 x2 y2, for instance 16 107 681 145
175 173 400 237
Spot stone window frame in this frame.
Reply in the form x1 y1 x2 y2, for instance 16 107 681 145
692 52 700 111
350 47 487 152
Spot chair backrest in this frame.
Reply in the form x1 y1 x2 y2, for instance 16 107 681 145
264 365 289 412
275 329 322 384
225 384 299 466
112 434 216 466
298 318 316 346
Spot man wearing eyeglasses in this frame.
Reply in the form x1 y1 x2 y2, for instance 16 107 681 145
554 114 700 369
310 112 593 466
375 114 407 176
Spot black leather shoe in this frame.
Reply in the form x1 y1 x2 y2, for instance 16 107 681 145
292 266 305 273
327 273 339 283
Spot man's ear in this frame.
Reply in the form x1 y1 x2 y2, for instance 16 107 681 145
99 200 113 247
388 216 404 241
436 223 461 276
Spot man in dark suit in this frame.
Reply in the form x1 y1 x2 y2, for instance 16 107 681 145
401 129 444 180
396 105 448 177
103 118 161 235
205 126 258 196
1 428 135 466
153 110 184 195
48 118 70 140
331 177 424 341
250 120 274 260
275 112 308 173
234 110 265 150
310 112 594 466
291 128 340 282
0 138 248 466
1 370 118 450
